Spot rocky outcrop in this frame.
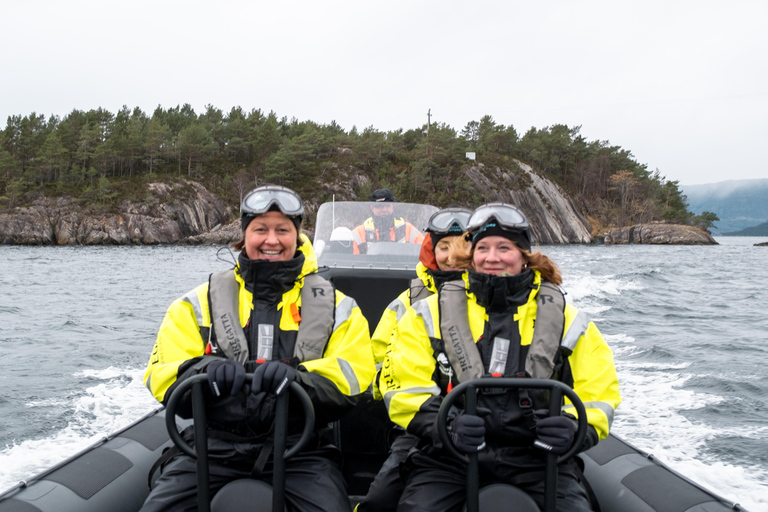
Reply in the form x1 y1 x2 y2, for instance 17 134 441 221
463 161 593 245
178 219 241 245
755 241 768 246
0 181 232 245
603 223 717 245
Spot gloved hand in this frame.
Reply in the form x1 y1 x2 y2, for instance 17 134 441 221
450 411 487 454
533 410 577 455
206 359 246 398
251 360 296 396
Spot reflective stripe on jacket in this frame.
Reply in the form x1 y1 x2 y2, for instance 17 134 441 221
370 262 436 367
380 269 621 441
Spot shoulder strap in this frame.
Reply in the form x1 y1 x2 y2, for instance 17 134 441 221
437 279 568 382
409 277 433 303
208 270 249 363
524 281 566 379
438 279 485 382
294 273 335 362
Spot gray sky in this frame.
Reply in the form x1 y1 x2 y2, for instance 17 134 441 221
2 0 766 186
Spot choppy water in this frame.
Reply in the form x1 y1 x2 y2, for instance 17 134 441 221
1 239 767 510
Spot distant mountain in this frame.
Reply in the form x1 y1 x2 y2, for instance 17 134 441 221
682 179 768 233
720 220 768 236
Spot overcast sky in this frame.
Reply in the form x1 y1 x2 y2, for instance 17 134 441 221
2 0 766 186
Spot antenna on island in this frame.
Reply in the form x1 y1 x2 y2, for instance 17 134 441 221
426 109 431 136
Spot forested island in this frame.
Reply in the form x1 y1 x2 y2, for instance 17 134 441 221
0 104 718 245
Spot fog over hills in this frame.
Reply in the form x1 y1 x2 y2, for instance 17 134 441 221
682 179 768 233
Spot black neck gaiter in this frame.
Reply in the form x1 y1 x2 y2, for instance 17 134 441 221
428 269 465 292
372 214 396 238
468 269 535 374
237 251 305 360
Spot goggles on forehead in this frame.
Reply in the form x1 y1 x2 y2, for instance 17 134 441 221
467 203 529 234
426 208 472 235
241 186 304 219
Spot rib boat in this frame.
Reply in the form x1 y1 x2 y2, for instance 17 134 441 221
0 201 748 512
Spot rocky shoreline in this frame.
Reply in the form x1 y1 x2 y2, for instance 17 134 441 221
0 182 234 246
599 222 717 245
0 179 718 247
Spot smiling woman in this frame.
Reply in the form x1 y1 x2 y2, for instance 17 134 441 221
380 202 620 512
139 183 375 512
232 184 305 258
243 211 299 262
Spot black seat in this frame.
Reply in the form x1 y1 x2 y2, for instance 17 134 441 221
212 480 282 512
463 484 540 512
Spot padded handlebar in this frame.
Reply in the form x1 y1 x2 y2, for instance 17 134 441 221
437 378 587 463
164 373 315 460
437 378 589 512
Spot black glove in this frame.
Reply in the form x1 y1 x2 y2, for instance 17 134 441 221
450 412 487 454
533 410 577 455
206 359 246 398
251 360 296 396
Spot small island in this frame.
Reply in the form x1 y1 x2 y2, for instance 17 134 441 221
0 105 724 246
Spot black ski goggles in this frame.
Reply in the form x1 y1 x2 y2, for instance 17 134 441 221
241 186 304 219
426 208 472 235
467 203 530 235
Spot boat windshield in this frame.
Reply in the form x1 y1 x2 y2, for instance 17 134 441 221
313 201 438 270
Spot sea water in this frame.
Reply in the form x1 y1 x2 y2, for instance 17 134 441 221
1 240 767 510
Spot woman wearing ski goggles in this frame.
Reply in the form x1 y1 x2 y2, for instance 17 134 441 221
381 201 620 512
233 184 305 260
143 183 375 512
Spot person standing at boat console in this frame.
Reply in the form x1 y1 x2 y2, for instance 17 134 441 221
351 189 424 254
381 203 621 512
141 184 375 512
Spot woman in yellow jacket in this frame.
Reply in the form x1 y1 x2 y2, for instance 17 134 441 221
380 203 621 512
141 184 375 512
359 208 471 512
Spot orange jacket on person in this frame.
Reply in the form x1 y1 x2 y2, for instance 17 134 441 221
351 217 424 254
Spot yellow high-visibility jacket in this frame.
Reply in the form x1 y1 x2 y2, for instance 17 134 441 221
371 262 437 367
381 269 621 443
143 235 375 422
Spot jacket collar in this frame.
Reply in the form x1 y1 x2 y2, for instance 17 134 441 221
466 268 536 312
417 262 465 294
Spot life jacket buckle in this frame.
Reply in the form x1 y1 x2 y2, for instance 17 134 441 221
479 373 507 395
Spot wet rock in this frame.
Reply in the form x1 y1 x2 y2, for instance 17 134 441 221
603 223 717 245
464 161 593 245
0 181 232 246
